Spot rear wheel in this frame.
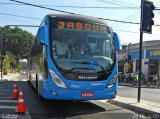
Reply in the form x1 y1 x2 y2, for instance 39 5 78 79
28 79 34 89
27 79 30 84
28 74 34 89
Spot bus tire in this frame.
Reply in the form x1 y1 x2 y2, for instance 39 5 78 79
37 90 46 101
27 79 30 84
28 79 34 89
39 94 46 101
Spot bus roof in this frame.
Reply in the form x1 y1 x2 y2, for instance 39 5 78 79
47 14 110 26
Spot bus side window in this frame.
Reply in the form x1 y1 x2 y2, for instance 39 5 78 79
43 46 48 78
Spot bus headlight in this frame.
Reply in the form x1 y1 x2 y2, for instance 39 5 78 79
49 69 67 88
107 73 118 88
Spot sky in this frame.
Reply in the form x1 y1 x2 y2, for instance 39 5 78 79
0 0 160 45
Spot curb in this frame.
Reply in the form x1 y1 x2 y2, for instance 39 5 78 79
119 84 160 89
0 79 7 83
107 100 160 118
119 84 133 87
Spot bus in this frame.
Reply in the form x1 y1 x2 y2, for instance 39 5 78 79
28 14 121 100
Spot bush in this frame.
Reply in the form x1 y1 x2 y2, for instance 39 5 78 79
3 68 7 75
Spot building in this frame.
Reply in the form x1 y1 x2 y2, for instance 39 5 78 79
118 40 160 83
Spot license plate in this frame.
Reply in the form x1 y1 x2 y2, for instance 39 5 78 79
81 92 94 97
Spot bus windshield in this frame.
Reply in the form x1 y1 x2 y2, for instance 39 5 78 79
51 22 115 80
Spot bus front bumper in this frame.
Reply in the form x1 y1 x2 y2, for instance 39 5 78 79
42 83 118 100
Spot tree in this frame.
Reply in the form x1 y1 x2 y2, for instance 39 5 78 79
0 26 35 73
0 26 35 59
3 51 16 74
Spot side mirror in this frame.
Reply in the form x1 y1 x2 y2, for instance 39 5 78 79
38 26 47 45
113 32 122 51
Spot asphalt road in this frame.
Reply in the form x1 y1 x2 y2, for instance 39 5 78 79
0 79 144 119
117 85 160 103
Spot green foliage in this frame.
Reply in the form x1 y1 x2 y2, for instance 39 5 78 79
3 51 16 73
0 26 35 73
3 68 7 75
0 26 35 59
19 61 28 70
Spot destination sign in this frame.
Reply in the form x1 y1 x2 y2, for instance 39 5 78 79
58 21 107 32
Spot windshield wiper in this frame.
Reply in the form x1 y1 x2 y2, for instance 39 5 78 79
71 61 109 74
62 67 92 75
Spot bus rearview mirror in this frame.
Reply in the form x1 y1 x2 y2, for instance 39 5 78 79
38 26 47 45
113 32 122 51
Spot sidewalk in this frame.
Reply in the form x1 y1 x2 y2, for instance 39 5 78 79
0 73 28 81
119 82 159 88
108 96 160 116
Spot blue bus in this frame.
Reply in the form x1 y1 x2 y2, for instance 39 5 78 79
28 14 121 100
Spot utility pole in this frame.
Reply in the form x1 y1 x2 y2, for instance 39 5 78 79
0 33 3 82
137 0 143 103
137 34 143 103
138 0 155 103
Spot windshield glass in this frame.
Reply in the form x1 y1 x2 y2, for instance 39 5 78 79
51 21 115 80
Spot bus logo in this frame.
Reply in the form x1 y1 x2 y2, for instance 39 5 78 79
78 76 97 79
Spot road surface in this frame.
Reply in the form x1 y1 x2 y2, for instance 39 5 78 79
0 74 147 119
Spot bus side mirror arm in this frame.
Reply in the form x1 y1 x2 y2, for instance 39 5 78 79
113 32 122 51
